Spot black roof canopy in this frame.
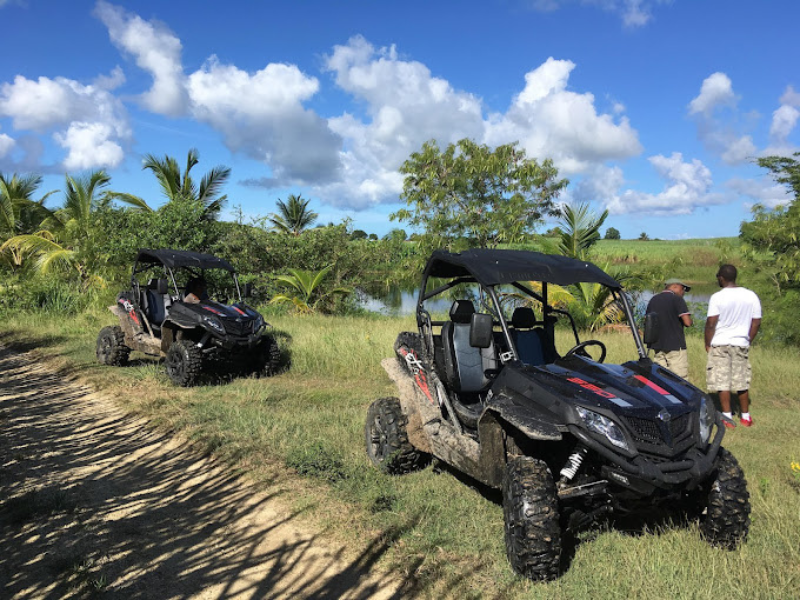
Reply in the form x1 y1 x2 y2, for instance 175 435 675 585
424 249 620 289
134 249 235 272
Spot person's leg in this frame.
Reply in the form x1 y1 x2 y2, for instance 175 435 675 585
738 390 750 413
718 390 732 413
671 348 689 379
653 351 668 369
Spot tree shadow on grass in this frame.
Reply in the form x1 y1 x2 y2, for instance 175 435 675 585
0 330 68 353
0 346 427 599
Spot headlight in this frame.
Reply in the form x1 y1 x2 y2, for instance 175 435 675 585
699 396 715 443
203 315 225 333
576 406 630 452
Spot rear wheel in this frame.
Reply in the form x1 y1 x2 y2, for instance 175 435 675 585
699 448 750 549
165 340 203 387
96 326 130 366
503 456 562 581
365 397 428 475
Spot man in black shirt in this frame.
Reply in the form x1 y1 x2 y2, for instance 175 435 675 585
646 278 693 378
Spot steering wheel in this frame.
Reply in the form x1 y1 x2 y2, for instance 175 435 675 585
563 340 607 363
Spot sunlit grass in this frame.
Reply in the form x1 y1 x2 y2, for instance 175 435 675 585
1 309 799 598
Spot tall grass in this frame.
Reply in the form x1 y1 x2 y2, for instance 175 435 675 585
1 310 798 598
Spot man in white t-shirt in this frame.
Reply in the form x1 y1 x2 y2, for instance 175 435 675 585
704 264 762 428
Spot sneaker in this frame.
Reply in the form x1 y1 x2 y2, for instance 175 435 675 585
740 416 753 427
723 419 736 429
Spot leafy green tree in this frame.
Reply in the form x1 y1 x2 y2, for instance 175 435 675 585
270 265 352 313
392 139 568 250
1 174 58 268
638 232 650 241
553 203 608 260
350 229 368 241
268 194 318 235
138 148 230 219
383 228 407 242
604 227 621 240
741 152 800 286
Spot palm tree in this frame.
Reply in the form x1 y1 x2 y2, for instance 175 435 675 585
270 265 351 313
553 203 609 260
0 173 58 268
141 148 230 219
1 170 145 282
268 194 318 235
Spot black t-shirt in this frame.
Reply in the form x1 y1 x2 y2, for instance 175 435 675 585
646 291 690 351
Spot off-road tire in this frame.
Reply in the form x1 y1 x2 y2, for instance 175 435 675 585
165 340 203 387
253 335 282 377
503 456 562 581
699 448 750 549
365 397 429 475
96 326 130 366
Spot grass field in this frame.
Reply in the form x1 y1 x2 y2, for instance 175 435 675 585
1 307 798 599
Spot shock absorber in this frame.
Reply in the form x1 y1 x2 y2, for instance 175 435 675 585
559 446 588 482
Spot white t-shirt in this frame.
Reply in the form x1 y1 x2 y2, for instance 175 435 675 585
707 286 762 347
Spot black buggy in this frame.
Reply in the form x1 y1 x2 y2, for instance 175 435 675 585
96 248 280 386
365 249 750 581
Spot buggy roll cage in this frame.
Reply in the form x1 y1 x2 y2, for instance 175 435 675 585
415 250 647 364
130 249 245 304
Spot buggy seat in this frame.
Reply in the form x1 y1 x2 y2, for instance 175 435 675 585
510 307 555 366
441 300 497 394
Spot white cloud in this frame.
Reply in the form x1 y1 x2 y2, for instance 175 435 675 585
319 35 485 207
603 153 724 215
0 73 131 170
527 0 670 28
688 72 757 165
485 57 642 174
764 87 800 156
780 85 800 107
689 72 735 116
0 131 14 158
188 56 341 183
726 177 791 209
55 122 125 170
94 0 188 116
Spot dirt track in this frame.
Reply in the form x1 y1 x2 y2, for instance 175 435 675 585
0 345 403 599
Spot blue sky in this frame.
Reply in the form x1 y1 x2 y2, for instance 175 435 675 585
1 0 798 240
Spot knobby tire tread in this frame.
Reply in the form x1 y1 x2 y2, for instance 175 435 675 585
97 326 130 366
365 397 428 475
700 447 750 550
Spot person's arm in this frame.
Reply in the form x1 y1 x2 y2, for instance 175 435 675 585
704 315 718 352
749 318 761 344
677 296 692 327
680 313 693 327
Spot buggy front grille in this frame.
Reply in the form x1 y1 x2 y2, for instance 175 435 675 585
222 320 253 336
626 416 663 445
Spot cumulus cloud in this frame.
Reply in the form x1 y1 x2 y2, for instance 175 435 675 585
689 72 736 116
485 57 642 175
726 176 791 209
763 86 800 156
603 153 724 215
688 72 756 165
188 57 341 183
94 0 188 116
527 0 671 27
0 131 14 158
319 35 485 206
0 73 131 170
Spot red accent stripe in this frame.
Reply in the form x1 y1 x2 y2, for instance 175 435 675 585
634 375 669 395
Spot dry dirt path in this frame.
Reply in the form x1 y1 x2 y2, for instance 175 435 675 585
0 345 403 599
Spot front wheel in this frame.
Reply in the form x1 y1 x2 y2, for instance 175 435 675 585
365 397 428 475
96 326 130 366
503 456 562 581
699 448 751 549
253 335 282 377
165 340 203 387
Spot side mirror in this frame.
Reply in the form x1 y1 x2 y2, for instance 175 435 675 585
242 282 253 298
470 313 494 348
156 278 169 295
643 313 659 346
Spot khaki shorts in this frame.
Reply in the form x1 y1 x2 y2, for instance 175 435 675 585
653 348 689 379
706 345 751 392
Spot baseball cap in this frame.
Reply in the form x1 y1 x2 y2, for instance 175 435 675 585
665 278 691 291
